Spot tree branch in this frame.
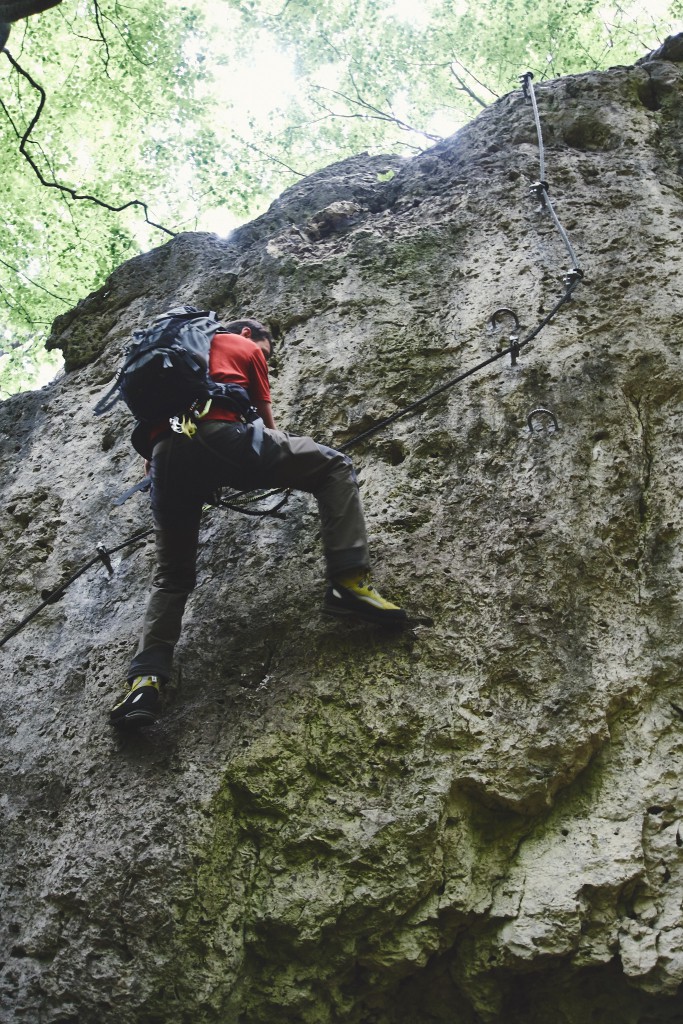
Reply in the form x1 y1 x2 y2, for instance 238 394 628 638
449 60 499 108
271 0 293 18
2 47 176 237
306 96 424 152
0 282 54 339
96 3 156 68
92 0 112 74
312 79 443 144
0 256 71 303
240 136 306 178
0 284 38 329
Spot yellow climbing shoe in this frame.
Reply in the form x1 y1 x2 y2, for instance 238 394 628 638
109 675 161 728
324 571 406 625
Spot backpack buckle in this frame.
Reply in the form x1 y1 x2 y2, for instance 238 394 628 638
169 414 198 439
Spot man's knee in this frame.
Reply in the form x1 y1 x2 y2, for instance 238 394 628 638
152 566 197 594
324 448 358 486
152 521 201 595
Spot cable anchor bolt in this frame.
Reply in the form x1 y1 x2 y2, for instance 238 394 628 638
490 308 521 363
97 543 114 576
527 408 559 434
562 267 584 290
530 180 549 202
519 71 534 99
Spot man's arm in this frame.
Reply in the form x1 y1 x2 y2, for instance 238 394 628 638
255 400 275 429
247 342 275 428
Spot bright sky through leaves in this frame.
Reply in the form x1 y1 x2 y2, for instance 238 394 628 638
1 0 681 394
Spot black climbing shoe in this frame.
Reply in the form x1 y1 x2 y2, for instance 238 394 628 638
109 675 161 728
323 572 407 626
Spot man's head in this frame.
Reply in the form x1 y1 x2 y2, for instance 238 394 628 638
223 318 274 361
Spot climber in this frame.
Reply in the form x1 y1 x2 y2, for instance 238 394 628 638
110 317 406 727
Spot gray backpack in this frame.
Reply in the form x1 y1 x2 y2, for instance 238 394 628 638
94 305 256 426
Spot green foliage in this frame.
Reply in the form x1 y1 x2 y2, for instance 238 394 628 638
0 329 61 397
0 0 209 386
0 0 680 397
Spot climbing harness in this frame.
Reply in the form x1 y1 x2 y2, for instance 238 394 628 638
1 71 583 650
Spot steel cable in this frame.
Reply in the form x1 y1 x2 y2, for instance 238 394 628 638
523 72 581 271
0 71 584 649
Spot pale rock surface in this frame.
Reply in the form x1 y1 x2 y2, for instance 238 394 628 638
1 34 682 1024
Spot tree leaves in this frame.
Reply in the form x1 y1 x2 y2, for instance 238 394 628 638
1 0 680 394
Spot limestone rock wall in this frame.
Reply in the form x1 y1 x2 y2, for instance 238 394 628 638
1 36 682 1024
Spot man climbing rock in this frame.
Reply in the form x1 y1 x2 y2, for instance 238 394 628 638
110 316 405 727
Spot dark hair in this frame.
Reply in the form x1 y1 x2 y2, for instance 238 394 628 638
223 318 274 346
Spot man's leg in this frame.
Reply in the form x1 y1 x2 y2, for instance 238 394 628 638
109 518 201 727
110 434 205 726
191 421 367 576
235 426 405 623
127 519 201 681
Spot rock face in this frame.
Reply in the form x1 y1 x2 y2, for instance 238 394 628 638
1 35 683 1024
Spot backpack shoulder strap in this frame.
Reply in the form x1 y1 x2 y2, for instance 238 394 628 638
94 369 124 416
93 329 149 416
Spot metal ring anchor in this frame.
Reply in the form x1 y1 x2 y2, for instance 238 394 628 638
527 408 559 434
489 307 520 332
489 308 521 365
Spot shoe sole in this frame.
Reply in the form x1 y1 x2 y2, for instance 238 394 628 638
323 604 407 626
110 710 158 728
